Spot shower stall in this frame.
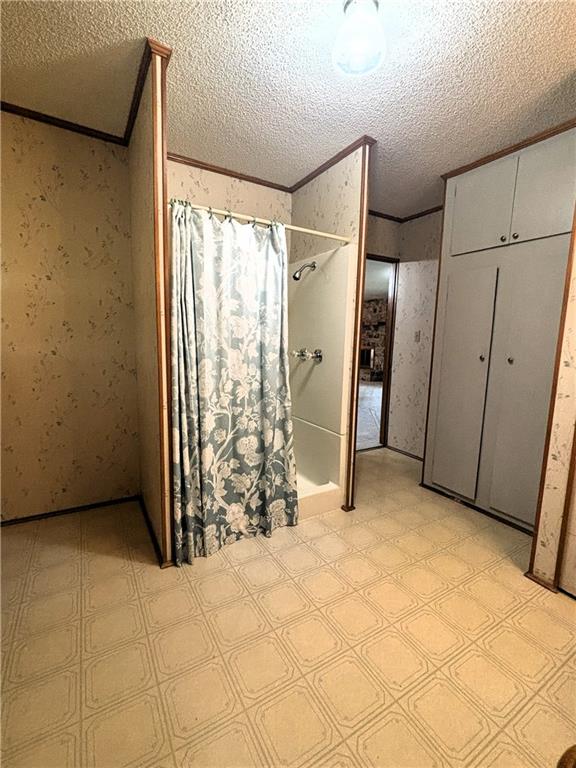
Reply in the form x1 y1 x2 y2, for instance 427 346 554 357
129 60 372 565
288 245 359 517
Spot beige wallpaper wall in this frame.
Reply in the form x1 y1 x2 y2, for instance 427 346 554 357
167 162 291 222
366 211 442 457
388 260 439 457
532 236 576 590
560 466 576 596
399 212 443 263
128 72 164 550
1 114 139 520
291 150 362 263
366 215 400 259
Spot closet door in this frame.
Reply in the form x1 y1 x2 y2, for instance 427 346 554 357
449 156 518 256
510 130 576 244
431 265 498 498
486 235 570 524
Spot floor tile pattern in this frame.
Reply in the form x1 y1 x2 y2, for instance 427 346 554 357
2 449 575 767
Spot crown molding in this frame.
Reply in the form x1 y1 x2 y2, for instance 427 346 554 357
442 116 576 180
368 205 443 224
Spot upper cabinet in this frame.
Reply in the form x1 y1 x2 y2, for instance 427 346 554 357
449 156 517 256
448 128 576 257
510 130 576 244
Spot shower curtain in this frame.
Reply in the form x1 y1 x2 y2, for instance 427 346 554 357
170 204 298 565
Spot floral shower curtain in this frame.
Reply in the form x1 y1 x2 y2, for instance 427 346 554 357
170 204 298 565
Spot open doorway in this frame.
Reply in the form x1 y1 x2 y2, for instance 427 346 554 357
356 254 398 451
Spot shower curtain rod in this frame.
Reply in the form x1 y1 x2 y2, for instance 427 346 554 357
168 200 351 244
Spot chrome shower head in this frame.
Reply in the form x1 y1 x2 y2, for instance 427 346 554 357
292 261 317 281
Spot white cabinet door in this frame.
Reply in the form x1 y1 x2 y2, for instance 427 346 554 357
449 156 518 256
510 130 576 244
484 236 569 524
431 265 498 499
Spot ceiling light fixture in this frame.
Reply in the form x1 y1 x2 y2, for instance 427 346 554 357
333 0 384 76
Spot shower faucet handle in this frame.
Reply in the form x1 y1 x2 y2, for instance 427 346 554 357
290 348 323 362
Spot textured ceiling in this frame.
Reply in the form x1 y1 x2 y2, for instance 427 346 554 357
2 1 575 216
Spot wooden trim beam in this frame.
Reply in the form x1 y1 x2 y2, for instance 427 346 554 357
290 135 376 193
368 205 444 224
401 205 444 222
167 152 292 193
167 135 377 196
0 101 125 145
123 41 153 145
442 117 576 180
1 37 173 149
151 49 173 567
368 209 403 223
342 142 371 512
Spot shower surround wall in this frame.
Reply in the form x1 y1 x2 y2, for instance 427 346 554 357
290 147 365 511
1 113 139 520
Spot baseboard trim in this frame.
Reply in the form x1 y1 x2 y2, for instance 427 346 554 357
420 482 533 536
137 494 173 568
385 445 423 461
1 494 172 570
0 496 139 526
524 571 558 592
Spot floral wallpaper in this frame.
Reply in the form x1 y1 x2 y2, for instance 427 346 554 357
1 114 139 520
167 162 292 224
366 215 400 259
128 72 166 552
399 212 443 263
532 251 576 589
387 261 439 457
367 210 442 458
291 148 363 263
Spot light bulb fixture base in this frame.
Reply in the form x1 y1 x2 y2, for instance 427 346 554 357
333 0 384 76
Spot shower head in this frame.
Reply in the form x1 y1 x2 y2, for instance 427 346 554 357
292 262 317 281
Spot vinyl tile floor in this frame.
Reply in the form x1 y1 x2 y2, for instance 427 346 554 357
2 449 575 768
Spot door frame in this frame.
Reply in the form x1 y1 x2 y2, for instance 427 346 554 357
357 253 399 451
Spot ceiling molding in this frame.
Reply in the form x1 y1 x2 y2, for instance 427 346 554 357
123 39 153 144
368 205 443 224
442 116 576 180
368 209 403 224
2 36 174 149
290 135 376 192
168 135 378 196
147 37 173 61
0 100 125 145
401 205 444 222
167 152 292 193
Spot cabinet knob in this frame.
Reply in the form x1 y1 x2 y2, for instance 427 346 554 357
479 354 486 362
507 357 514 365
500 235 507 242
512 233 519 240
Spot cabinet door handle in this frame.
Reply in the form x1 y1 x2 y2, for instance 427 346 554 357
479 354 486 362
507 356 514 365
512 233 519 240
500 235 507 242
